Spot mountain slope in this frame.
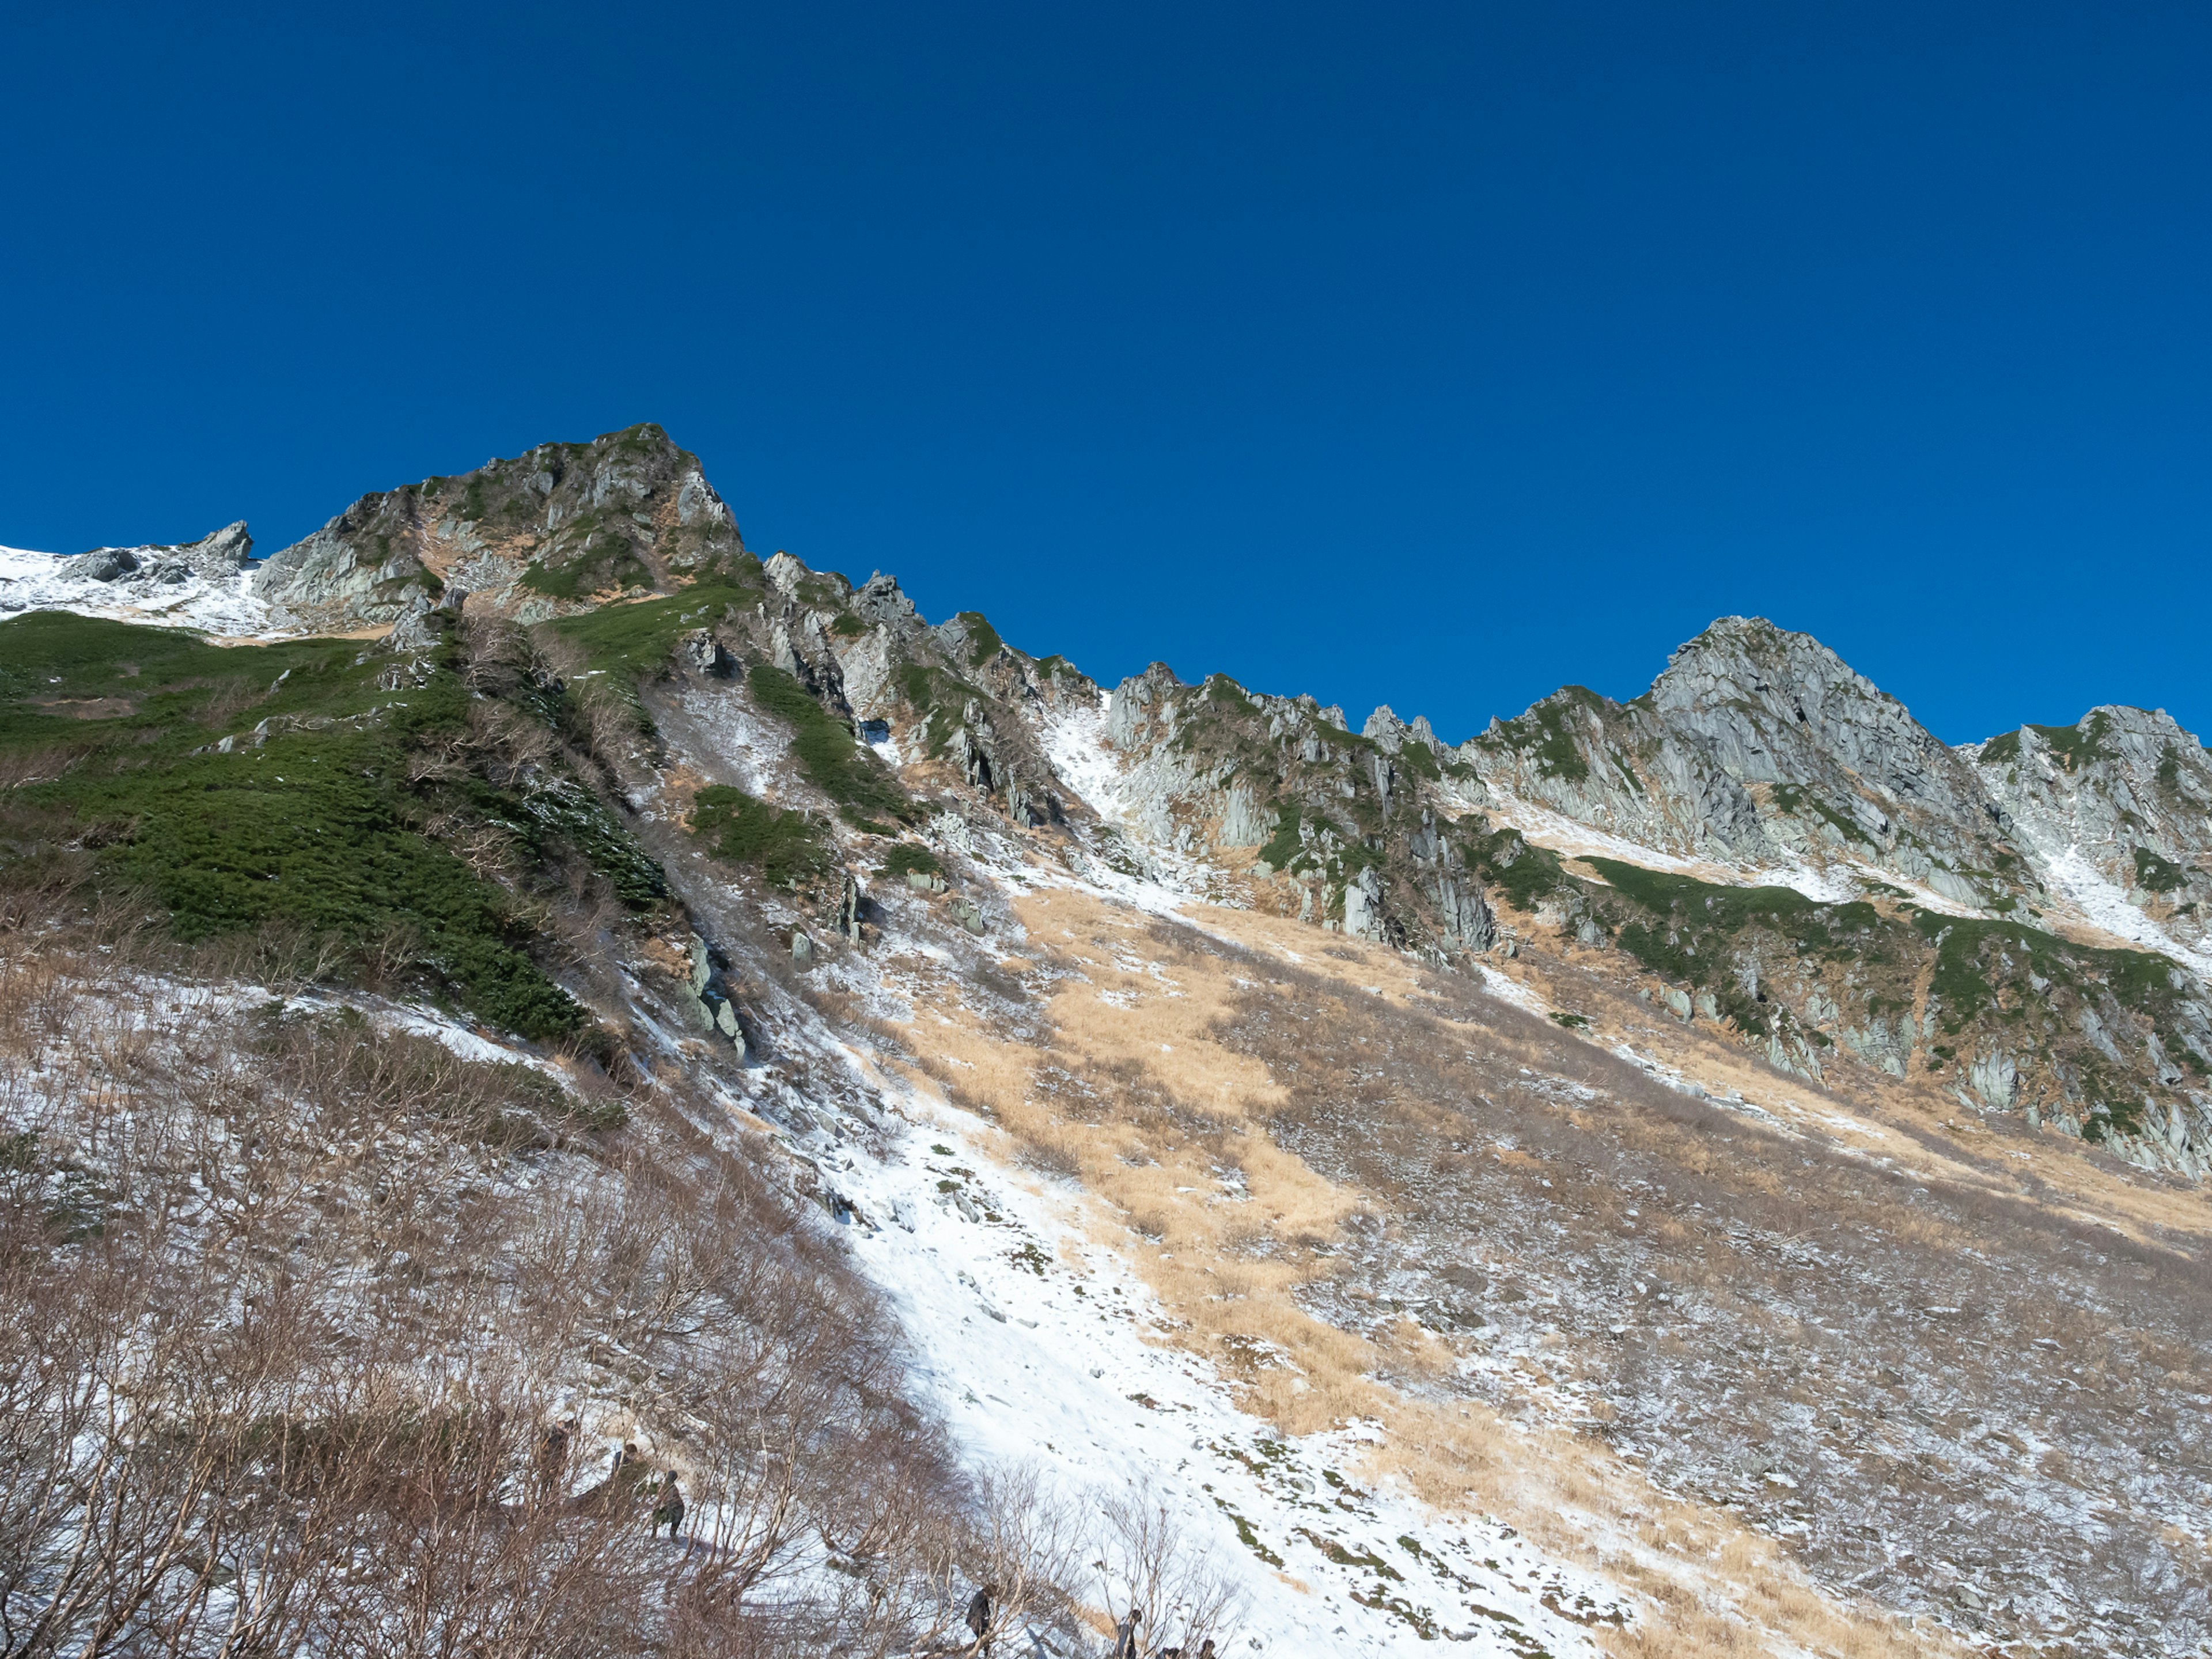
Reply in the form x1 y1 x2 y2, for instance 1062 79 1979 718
4 429 2211 1656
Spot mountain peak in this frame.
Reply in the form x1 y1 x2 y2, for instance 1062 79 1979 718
253 424 744 634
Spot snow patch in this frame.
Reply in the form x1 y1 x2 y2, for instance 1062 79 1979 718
0 541 272 637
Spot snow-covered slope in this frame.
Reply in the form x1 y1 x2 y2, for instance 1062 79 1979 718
0 524 271 635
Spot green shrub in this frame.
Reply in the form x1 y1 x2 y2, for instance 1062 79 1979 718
1495 693 1594 783
1472 830 1566 911
1258 805 1303 870
881 842 944 879
548 582 756 679
690 785 830 888
955 611 1005 667
0 614 600 1041
747 665 915 825
2031 711 2112 772
2134 846 2188 894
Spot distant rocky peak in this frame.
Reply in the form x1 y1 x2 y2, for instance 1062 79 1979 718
1652 615 1887 724
254 422 745 635
853 571 918 628
1362 704 1446 755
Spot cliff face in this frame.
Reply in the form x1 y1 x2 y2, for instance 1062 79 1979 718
253 423 744 636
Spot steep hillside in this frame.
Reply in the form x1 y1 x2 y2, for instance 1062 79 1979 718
3 429 2210 1657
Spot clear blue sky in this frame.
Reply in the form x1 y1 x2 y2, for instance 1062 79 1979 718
5 3 2208 745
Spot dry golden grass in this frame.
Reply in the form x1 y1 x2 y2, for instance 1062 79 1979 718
868 883 1975 1659
1363 894 2212 1254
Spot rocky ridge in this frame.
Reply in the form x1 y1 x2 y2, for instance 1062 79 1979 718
0 522 262 634
255 423 744 637
7 433 2211 1177
9 427 2212 1654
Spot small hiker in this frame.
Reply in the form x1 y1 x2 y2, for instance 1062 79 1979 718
964 1581 995 1654
537 1417 576 1482
1112 1607 1143 1659
611 1441 640 1475
652 1472 685 1540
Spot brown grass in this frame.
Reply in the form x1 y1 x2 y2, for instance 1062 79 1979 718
866 887 1982 1659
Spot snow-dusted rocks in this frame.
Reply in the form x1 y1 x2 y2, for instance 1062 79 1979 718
0 521 267 634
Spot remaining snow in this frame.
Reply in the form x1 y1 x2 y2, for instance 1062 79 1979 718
1483 794 1861 904
832 1086 1625 1657
1474 965 1552 1020
0 541 272 637
1037 696 1251 913
2039 842 2212 978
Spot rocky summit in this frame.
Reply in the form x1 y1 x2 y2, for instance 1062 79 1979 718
3 426 2209 1658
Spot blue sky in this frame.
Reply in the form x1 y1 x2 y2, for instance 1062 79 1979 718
4 3 2208 745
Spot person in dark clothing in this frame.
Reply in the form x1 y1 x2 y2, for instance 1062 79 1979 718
537 1417 577 1485
964 1582 995 1654
652 1472 685 1540
1112 1607 1142 1659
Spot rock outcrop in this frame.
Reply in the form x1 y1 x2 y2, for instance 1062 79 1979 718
256 423 744 634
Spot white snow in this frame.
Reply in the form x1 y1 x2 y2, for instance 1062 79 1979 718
1038 693 1253 912
1474 965 1552 1020
831 1084 1626 1657
0 541 272 637
1482 793 1862 904
2037 842 2212 978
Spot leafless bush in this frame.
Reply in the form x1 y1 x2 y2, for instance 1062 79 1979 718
0 900 1093 1656
1093 1486 1245 1659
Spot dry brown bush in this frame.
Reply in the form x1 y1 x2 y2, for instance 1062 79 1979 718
0 896 1087 1657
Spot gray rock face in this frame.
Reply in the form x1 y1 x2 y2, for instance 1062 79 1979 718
1342 866 1388 942
851 572 921 635
256 423 744 634
1969 706 2212 951
1462 619 2025 906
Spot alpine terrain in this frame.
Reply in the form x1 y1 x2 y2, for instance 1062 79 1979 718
3 425 2208 1658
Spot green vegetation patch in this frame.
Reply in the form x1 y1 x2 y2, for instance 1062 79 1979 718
1258 804 1304 870
689 785 831 888
1907 909 2195 1065
2031 711 2113 772
747 664 915 826
1205 675 1257 717
519 531 650 601
1770 783 1873 844
1398 741 1442 781
954 610 1004 668
0 616 589 1040
881 842 944 880
1495 690 1600 783
1469 829 1566 912
1584 857 1885 1035
496 778 666 908
548 580 758 680
1978 730 2022 766
2134 846 2188 894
